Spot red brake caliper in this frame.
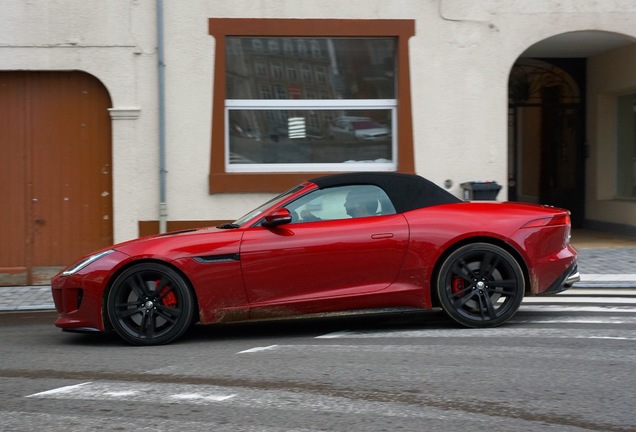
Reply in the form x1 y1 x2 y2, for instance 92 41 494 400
155 280 178 308
452 276 464 295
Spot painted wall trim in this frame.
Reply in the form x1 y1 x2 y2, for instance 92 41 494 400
108 108 141 120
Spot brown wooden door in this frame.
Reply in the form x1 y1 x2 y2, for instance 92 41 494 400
0 71 113 285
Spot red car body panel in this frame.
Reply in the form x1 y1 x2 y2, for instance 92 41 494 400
51 173 578 337
240 214 409 303
401 202 576 296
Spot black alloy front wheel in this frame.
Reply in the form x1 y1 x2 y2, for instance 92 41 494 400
107 263 195 345
436 243 525 328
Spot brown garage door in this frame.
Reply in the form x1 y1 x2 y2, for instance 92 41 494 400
0 71 113 285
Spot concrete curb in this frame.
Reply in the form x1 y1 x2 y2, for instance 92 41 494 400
0 305 56 312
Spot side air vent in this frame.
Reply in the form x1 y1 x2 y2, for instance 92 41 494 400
193 253 240 264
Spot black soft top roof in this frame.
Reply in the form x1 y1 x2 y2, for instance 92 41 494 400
310 172 461 213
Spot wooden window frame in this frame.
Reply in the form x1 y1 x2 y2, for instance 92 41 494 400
208 18 415 193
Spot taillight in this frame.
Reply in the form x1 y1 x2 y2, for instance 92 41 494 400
521 213 572 243
522 214 570 229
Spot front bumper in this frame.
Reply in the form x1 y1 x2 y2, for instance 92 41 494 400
51 250 129 332
51 282 105 332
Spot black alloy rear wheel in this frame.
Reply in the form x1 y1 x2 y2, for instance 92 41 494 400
436 243 525 328
107 263 195 345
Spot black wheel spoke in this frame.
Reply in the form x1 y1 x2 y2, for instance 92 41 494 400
128 273 150 298
479 252 501 279
154 276 171 296
488 279 518 295
140 311 155 338
490 278 517 288
452 291 477 309
449 284 474 299
451 259 474 281
115 301 141 309
118 306 143 319
155 305 180 323
480 292 498 320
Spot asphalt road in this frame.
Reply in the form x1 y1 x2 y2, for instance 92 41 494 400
1 291 635 432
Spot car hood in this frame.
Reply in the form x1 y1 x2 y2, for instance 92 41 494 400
112 226 244 260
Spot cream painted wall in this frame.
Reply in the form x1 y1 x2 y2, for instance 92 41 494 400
3 0 636 241
587 43 636 227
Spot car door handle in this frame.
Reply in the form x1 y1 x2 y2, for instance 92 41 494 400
371 233 394 239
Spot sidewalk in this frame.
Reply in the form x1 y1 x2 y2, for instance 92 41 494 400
1 231 636 312
573 229 636 287
0 285 53 311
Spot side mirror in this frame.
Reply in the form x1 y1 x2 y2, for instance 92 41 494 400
262 208 292 227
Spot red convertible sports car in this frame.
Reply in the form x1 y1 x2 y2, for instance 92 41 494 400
52 172 579 345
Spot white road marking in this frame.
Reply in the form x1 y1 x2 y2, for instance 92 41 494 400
169 393 235 402
579 274 636 281
588 336 634 341
27 382 92 397
238 345 279 354
520 304 636 312
513 317 636 324
104 390 139 397
523 296 636 304
317 327 636 341
27 381 235 405
560 289 636 296
20 380 529 425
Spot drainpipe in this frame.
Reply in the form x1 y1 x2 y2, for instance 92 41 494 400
156 0 168 233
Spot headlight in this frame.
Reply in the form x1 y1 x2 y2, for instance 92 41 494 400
62 250 115 276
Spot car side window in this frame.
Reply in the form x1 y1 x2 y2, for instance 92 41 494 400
285 185 396 223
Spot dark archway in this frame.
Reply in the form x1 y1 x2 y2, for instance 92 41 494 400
508 58 586 227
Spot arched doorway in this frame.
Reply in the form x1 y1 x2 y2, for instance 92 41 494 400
508 58 585 226
0 71 113 285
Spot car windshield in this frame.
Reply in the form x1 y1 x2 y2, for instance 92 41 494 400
230 184 305 227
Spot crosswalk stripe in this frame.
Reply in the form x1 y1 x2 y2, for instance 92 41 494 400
523 296 636 304
316 327 636 340
560 289 636 296
520 304 636 312
238 345 279 354
28 381 236 405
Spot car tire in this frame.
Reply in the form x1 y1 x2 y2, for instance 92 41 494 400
106 263 195 345
436 243 525 328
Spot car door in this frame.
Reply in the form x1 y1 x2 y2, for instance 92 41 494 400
239 185 409 305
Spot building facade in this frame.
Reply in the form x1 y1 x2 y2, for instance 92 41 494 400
1 0 636 285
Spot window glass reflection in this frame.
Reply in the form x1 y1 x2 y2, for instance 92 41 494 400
228 109 393 166
226 38 396 100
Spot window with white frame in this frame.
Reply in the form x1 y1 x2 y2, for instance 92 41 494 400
225 37 397 173
617 92 636 198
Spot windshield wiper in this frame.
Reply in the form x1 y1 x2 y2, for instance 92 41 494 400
217 223 241 229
